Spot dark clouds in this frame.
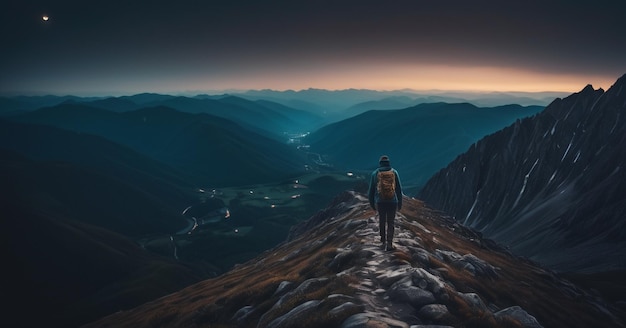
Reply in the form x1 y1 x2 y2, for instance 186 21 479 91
2 0 625 95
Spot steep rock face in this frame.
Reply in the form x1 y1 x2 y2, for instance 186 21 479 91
85 192 625 328
419 74 626 273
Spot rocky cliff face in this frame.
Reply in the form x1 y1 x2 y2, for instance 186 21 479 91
419 74 626 274
85 192 624 328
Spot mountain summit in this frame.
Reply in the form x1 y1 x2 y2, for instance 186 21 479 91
85 192 624 327
419 73 626 274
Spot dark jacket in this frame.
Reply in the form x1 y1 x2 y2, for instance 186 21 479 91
368 166 403 209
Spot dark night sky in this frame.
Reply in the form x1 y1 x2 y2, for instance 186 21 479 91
2 0 625 96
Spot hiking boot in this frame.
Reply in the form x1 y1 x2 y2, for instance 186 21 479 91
385 243 395 251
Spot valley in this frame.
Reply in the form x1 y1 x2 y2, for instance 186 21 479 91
139 171 367 274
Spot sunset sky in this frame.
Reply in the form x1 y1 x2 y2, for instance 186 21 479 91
2 0 625 96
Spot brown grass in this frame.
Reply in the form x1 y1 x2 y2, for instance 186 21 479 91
400 197 624 328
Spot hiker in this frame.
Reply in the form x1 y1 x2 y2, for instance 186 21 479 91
368 155 403 251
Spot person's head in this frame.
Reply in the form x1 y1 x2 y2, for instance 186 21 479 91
379 155 390 167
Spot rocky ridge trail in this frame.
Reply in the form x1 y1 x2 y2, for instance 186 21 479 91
326 196 542 328
85 192 625 328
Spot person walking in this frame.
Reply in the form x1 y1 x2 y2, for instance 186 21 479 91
368 155 403 251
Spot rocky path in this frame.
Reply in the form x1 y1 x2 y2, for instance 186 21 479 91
345 213 423 327
340 209 542 328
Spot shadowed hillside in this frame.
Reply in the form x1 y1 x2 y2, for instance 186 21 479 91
0 119 196 233
305 103 543 191
11 104 306 186
0 149 204 328
84 192 626 328
70 93 326 136
0 122 208 326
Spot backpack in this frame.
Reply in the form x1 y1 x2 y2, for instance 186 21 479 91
377 170 396 200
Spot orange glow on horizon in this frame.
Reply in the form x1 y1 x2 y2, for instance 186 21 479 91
188 64 616 94
6 63 618 97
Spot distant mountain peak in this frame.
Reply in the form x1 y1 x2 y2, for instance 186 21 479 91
580 83 599 94
85 192 623 327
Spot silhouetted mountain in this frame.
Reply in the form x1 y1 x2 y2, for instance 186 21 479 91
145 96 271 131
1 90 566 124
103 95 324 136
344 96 420 116
0 95 101 115
419 74 626 274
205 95 323 134
123 92 176 104
11 104 306 186
344 93 564 118
0 120 194 235
0 97 25 116
0 147 204 327
85 192 626 328
241 88 398 116
159 96 321 136
87 96 142 112
254 98 327 131
305 103 543 191
237 88 567 121
468 92 567 107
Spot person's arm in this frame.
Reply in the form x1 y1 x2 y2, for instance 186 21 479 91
395 169 403 210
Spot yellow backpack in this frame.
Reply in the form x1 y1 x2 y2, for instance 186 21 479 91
377 170 396 200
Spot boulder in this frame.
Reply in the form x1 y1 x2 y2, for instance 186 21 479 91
389 285 436 309
267 300 321 328
494 306 543 328
417 304 450 322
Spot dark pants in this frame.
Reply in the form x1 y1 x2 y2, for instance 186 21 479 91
377 202 396 244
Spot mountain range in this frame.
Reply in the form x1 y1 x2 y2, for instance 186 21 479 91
10 103 306 187
1 89 567 123
1 93 325 135
238 88 567 120
419 74 626 275
305 103 543 191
